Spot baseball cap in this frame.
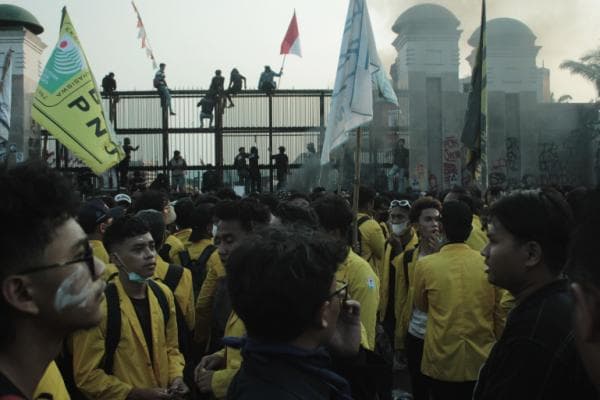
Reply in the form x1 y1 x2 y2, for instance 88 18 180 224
78 199 124 234
114 193 132 205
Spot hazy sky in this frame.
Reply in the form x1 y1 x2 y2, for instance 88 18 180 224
7 0 600 101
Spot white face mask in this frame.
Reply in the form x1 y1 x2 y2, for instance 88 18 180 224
212 224 218 237
165 205 176 225
392 222 408 236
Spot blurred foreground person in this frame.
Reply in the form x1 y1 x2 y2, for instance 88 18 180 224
0 162 106 399
474 189 595 399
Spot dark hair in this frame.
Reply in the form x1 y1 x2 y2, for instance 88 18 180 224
312 194 353 237
226 226 347 342
358 185 376 209
567 190 600 288
135 210 166 249
132 190 168 213
216 187 239 201
442 201 472 243
103 215 150 253
0 162 80 343
275 203 320 229
374 195 392 211
256 193 280 213
174 197 194 229
190 204 214 241
409 197 442 223
214 199 270 232
288 191 310 203
489 188 574 275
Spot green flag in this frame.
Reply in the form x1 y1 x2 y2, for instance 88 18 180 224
461 0 487 186
32 7 123 175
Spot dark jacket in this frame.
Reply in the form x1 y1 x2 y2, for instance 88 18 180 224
473 279 595 400
226 338 352 400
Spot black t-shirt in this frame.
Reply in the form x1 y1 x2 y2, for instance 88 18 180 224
130 296 154 361
272 154 288 171
0 371 26 400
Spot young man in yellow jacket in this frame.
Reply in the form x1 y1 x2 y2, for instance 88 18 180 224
72 216 188 400
312 194 380 350
0 163 106 400
194 199 270 399
414 200 509 399
356 186 386 278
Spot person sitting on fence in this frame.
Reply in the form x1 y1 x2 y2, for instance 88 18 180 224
197 96 215 128
225 68 246 108
258 65 282 92
153 63 176 116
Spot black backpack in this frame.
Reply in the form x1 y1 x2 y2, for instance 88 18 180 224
186 245 218 299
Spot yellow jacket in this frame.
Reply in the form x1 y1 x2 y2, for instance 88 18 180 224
379 229 418 322
392 243 421 350
336 249 380 350
34 361 70 400
413 243 507 382
211 312 246 399
357 213 386 277
155 256 195 331
190 239 225 346
90 239 110 265
466 215 488 252
165 234 186 265
173 228 192 247
100 263 119 282
72 278 185 400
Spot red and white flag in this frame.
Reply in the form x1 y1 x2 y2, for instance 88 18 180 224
280 11 302 57
132 1 157 69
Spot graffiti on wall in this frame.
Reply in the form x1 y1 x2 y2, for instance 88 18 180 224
443 136 461 188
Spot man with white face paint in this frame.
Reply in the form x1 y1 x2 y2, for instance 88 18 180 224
71 215 188 400
0 162 106 400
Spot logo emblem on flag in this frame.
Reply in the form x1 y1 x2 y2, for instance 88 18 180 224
39 35 84 93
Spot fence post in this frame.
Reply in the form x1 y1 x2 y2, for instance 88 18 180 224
268 93 274 192
215 97 224 185
162 106 169 176
319 91 326 151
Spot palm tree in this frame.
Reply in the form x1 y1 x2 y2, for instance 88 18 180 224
560 48 600 97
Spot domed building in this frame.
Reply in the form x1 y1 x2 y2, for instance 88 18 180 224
0 4 46 161
466 18 550 102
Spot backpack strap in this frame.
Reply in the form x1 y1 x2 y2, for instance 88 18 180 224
158 243 172 263
402 248 416 291
163 264 184 293
103 283 121 375
178 250 192 268
147 280 170 326
188 245 218 298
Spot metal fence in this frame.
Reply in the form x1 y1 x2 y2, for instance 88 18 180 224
47 88 407 193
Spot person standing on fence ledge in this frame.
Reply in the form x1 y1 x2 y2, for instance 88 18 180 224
117 137 138 189
198 96 215 128
248 146 261 193
388 138 409 193
258 65 282 91
225 68 246 108
101 72 116 95
169 150 187 193
272 145 289 190
234 147 250 193
154 63 176 116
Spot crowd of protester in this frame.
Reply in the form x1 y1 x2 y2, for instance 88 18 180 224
1 161 600 400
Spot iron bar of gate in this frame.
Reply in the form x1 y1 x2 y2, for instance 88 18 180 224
268 93 274 192
161 106 169 176
215 97 224 184
319 91 325 151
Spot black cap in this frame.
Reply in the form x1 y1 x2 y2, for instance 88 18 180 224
78 199 123 234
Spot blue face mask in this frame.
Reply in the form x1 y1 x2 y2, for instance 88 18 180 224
114 254 150 284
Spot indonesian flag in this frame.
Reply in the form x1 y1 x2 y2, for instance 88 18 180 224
280 11 302 57
132 1 157 69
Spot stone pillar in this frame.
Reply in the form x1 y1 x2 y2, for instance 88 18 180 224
0 27 46 162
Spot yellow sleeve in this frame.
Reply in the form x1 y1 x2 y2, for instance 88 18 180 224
165 290 185 382
413 260 428 312
211 363 241 399
493 287 514 338
71 309 133 400
350 269 380 350
366 221 386 261
177 268 195 331
194 256 221 345
168 236 186 265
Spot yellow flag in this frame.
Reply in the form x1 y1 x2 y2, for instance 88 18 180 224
32 7 123 175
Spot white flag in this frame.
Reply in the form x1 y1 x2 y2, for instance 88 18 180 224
321 0 398 164
0 49 13 142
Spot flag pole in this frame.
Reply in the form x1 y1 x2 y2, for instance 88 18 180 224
278 54 287 88
352 127 362 251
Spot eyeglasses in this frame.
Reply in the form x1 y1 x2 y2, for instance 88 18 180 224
390 199 411 209
329 280 349 304
19 243 96 279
